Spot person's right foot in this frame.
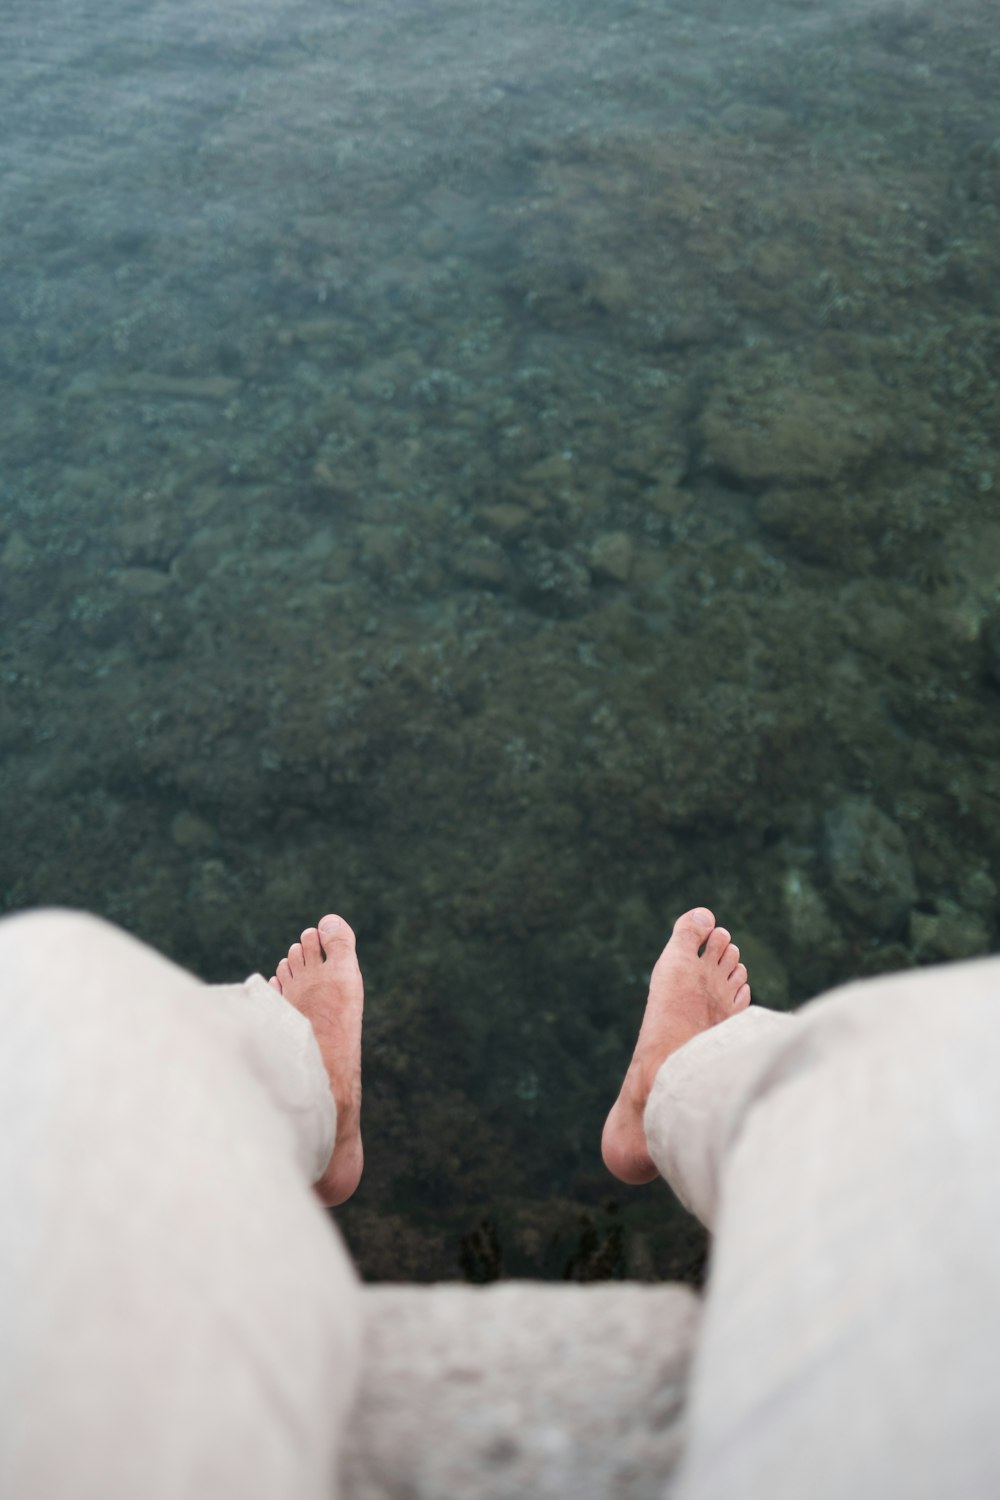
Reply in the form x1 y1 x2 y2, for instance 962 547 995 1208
269 914 364 1207
601 907 751 1185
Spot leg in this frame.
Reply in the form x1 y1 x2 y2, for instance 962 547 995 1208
605 910 1000 1498
0 908 362 1500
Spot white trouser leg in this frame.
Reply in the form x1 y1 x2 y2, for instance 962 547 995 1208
643 961 1000 1500
0 909 361 1500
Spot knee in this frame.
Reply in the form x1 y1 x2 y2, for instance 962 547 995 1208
0 907 136 988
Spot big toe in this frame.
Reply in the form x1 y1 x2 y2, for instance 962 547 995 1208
318 914 358 965
672 907 715 950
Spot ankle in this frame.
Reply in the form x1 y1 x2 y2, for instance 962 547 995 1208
601 1097 658 1186
316 1139 364 1207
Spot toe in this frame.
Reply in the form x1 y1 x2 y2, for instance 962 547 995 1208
729 962 748 989
288 941 305 975
301 927 322 966
276 957 292 988
720 942 740 974
318 913 357 959
672 907 715 951
268 975 282 993
733 982 751 1009
703 926 731 963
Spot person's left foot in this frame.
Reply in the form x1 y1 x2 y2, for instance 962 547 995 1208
602 908 750 1186
269 914 364 1207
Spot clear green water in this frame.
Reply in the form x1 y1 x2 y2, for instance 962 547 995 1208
2 0 999 1280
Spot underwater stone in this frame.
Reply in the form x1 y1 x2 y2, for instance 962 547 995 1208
589 531 634 584
106 372 241 401
518 543 591 616
522 452 578 491
583 264 635 314
452 542 508 589
734 930 789 1010
359 527 408 581
116 567 172 597
478 503 532 541
910 901 990 963
825 796 917 931
170 811 216 850
1 532 35 571
781 868 844 954
646 481 691 520
960 867 998 916
979 604 1000 687
701 352 892 486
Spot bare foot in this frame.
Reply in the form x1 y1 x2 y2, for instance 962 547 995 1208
601 907 751 1186
269 914 364 1207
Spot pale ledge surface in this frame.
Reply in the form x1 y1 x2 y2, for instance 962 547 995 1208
343 1282 701 1500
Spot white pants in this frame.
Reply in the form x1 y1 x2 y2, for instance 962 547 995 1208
650 961 1000 1500
2 909 999 1499
0 910 360 1500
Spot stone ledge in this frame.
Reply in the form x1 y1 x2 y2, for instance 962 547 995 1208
343 1282 701 1500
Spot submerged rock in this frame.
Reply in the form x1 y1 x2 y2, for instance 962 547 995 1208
734 930 790 1010
478 503 532 541
170 811 217 851
910 901 991 963
452 540 509 589
782 868 844 955
589 531 634 584
701 349 893 487
1 532 35 571
518 542 592 616
979 603 1000 687
825 796 917 931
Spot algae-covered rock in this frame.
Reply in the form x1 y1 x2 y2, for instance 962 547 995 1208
910 901 991 963
478 503 532 541
452 541 509 589
589 531 634 584
756 486 878 567
116 566 172 597
701 349 893 486
782 868 844 954
518 542 591 615
979 603 1000 687
170 811 217 850
825 796 917 931
1 532 36 572
735 930 790 1011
